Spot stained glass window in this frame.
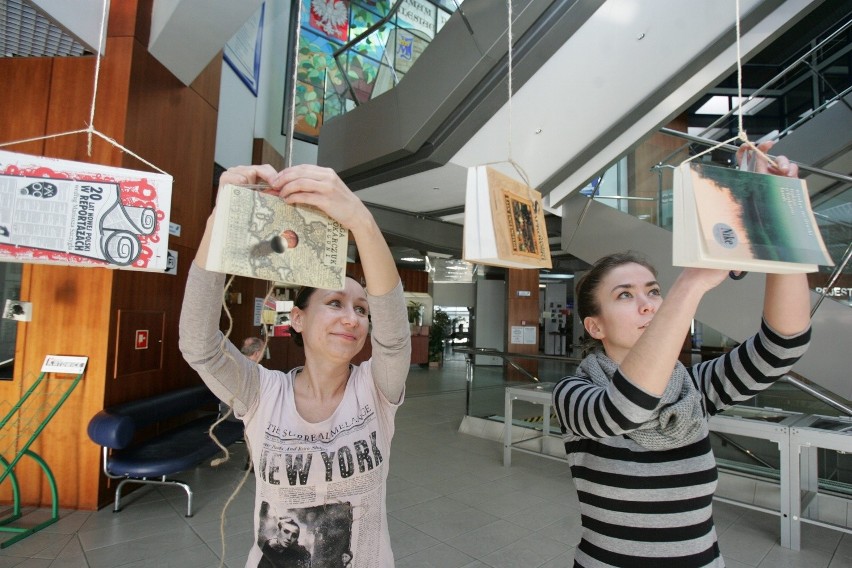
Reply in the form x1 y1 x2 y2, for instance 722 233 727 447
287 0 458 142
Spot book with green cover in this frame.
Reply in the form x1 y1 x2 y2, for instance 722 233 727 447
673 162 833 274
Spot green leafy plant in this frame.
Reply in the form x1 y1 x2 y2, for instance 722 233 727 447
407 301 423 324
429 309 451 363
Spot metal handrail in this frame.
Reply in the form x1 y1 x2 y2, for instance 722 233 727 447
696 17 852 140
657 127 852 185
783 375 852 417
454 346 583 416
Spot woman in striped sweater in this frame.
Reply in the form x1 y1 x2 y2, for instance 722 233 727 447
552 145 811 567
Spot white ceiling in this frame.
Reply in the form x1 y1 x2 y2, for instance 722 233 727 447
351 0 825 235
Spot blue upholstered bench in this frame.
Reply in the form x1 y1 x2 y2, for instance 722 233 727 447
87 385 243 517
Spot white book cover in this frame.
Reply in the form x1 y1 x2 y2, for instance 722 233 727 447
0 150 172 271
463 166 551 269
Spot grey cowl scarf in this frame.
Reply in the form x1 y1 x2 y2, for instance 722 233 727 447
578 352 707 451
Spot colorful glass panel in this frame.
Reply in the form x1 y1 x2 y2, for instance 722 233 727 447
305 0 350 41
292 0 450 139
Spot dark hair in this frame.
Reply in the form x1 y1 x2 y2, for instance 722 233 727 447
576 251 657 353
290 275 364 347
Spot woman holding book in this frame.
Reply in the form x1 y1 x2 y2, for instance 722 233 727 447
179 164 410 567
552 143 811 567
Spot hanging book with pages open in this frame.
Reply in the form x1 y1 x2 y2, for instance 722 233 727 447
0 150 173 272
463 166 552 269
672 161 833 274
204 184 348 289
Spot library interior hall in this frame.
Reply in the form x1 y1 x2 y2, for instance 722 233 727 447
1 0 852 566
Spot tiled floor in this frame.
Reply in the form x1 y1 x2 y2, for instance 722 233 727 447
2 355 852 567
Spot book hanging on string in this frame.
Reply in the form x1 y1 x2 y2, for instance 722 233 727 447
204 183 348 289
0 150 172 271
463 166 552 269
672 161 833 274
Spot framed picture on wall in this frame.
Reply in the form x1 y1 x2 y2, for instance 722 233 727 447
224 3 265 96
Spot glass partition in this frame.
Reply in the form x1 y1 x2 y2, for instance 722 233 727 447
458 348 581 433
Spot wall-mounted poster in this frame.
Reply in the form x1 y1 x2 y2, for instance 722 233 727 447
224 3 265 96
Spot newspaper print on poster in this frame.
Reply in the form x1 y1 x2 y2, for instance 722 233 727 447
0 151 172 271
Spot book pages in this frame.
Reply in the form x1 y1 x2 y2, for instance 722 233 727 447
206 184 348 289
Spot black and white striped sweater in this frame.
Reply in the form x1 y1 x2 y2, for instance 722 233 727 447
552 320 810 567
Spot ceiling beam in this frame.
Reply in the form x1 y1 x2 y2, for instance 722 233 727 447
366 205 463 257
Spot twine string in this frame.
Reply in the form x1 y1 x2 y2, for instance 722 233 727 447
681 0 777 169
0 0 168 175
480 0 535 198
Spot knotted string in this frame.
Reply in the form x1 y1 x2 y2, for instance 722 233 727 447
681 0 777 169
0 0 168 175
480 0 534 195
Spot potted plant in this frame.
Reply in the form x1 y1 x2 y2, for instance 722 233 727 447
428 309 451 367
407 301 424 325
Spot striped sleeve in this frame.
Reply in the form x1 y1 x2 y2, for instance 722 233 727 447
552 369 661 439
692 319 811 416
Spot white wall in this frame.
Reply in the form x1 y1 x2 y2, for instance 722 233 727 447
432 282 475 307
215 0 318 170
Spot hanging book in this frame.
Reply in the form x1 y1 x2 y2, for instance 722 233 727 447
463 166 552 269
204 184 348 289
0 150 172 271
673 161 833 274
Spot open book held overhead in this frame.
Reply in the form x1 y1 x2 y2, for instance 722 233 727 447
205 184 348 288
673 162 833 274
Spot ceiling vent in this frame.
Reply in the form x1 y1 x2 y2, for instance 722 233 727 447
1 0 90 58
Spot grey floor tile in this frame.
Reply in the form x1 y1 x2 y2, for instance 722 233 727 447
536 549 576 568
717 516 776 566
388 518 441 559
479 531 567 568
395 543 475 567
45 537 88 568
390 496 472 527
443 520 532 559
411 508 499 542
115 543 219 568
0 371 849 568
0 531 72 559
757 543 833 568
83 529 206 568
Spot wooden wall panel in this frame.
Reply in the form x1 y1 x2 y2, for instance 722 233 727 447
191 50 223 109
0 0 222 509
0 39 131 509
128 41 219 250
0 264 113 509
0 58 51 155
109 0 144 38
43 43 132 166
505 269 540 380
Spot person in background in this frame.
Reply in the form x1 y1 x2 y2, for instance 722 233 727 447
241 336 265 363
552 142 812 567
180 163 410 568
